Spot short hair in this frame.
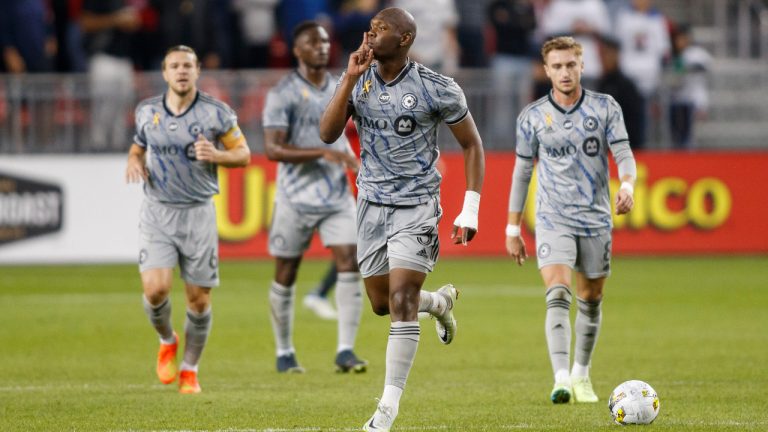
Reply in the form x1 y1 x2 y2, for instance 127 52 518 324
162 45 200 69
292 20 322 45
541 36 583 62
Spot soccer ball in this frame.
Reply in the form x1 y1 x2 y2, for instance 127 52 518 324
608 380 660 425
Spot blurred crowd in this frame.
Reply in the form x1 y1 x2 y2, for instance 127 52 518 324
1 0 712 149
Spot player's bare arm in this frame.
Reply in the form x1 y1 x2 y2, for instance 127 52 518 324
447 113 485 245
194 128 250 167
125 143 148 183
265 128 358 170
319 32 373 143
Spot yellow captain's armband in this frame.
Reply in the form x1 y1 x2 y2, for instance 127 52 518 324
220 125 246 149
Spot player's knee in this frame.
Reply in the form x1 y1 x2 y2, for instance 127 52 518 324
186 289 211 313
546 284 572 303
143 280 172 304
335 255 359 273
369 298 390 316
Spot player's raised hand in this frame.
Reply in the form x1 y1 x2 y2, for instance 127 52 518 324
506 235 527 266
347 32 373 77
615 186 634 215
194 133 217 162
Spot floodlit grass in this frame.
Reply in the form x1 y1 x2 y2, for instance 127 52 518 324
0 257 767 431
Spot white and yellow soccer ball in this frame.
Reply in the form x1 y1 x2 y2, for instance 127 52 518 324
608 380 660 425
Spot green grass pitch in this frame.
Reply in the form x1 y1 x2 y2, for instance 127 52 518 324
1 257 767 431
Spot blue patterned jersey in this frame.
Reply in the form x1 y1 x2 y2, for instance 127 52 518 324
263 71 352 213
516 89 629 235
133 91 239 205
346 61 468 206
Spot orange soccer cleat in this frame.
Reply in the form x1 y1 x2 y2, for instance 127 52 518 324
178 370 201 394
156 332 179 385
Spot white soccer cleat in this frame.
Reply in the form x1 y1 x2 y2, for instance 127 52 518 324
572 376 599 403
303 293 337 320
362 401 396 432
434 284 458 344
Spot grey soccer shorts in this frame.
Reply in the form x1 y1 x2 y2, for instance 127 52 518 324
535 228 612 279
138 199 220 287
356 196 442 278
268 197 357 258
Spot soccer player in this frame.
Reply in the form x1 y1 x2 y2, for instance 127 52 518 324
320 8 485 431
505 36 636 404
262 21 367 374
125 45 250 394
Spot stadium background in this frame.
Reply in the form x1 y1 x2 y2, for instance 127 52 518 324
1 1 767 431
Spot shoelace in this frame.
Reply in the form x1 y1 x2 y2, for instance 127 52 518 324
372 399 394 428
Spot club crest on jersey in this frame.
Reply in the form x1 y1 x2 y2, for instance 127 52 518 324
394 115 416 136
168 122 179 132
188 122 203 136
584 116 598 131
563 119 574 130
401 93 417 110
583 137 600 156
379 92 391 104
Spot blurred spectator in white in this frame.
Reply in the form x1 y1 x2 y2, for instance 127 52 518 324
613 0 670 147
597 35 645 149
390 0 460 74
538 0 610 87
614 0 670 97
233 0 280 68
457 0 491 67
487 0 536 141
669 24 711 150
80 0 140 149
0 0 55 73
332 0 381 60
51 0 87 72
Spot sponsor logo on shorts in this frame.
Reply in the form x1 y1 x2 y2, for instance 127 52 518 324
538 243 551 259
401 93 417 110
582 137 600 157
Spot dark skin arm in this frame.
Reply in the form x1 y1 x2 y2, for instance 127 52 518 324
265 128 359 170
319 33 373 143
448 112 485 245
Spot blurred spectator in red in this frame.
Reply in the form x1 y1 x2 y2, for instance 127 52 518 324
488 0 537 141
597 35 645 149
0 0 55 73
80 0 140 149
456 0 490 67
390 0 460 74
668 23 711 150
232 0 280 68
538 0 611 88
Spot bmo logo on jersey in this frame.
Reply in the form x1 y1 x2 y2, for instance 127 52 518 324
394 115 416 137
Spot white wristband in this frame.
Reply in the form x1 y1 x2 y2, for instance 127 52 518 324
453 191 481 231
505 224 521 237
620 181 634 196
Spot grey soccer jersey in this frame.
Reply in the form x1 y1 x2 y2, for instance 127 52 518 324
516 89 629 236
346 61 469 206
263 71 352 214
133 91 239 205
